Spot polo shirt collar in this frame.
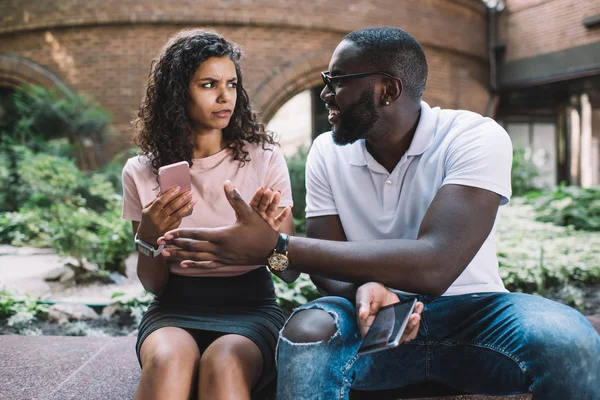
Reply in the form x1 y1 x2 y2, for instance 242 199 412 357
348 101 436 167
406 101 436 156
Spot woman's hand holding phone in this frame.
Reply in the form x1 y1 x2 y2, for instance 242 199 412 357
137 186 196 245
249 186 291 231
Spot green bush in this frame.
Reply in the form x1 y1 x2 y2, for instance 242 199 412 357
0 143 34 212
110 291 154 325
0 151 134 273
48 197 134 274
286 146 309 235
511 149 539 196
525 185 600 231
0 290 49 322
273 273 320 316
497 199 600 294
9 84 112 168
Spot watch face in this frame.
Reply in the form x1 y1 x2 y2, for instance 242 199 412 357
268 253 289 271
136 242 153 257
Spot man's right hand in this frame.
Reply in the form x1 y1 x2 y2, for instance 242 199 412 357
137 186 196 245
356 282 424 340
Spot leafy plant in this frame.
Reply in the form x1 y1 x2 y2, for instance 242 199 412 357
110 291 154 325
10 84 112 169
273 274 320 316
0 290 49 325
525 185 600 231
286 146 309 235
497 199 600 294
512 149 539 196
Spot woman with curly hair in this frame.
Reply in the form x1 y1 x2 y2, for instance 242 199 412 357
121 29 298 399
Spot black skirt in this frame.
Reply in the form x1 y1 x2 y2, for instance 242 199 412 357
136 267 285 391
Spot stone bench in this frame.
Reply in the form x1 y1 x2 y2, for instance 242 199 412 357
1 315 598 400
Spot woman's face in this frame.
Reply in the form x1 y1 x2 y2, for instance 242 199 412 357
186 56 238 133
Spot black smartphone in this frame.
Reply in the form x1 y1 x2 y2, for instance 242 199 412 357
357 298 418 356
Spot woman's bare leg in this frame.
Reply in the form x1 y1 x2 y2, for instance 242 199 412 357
198 334 263 400
135 327 201 400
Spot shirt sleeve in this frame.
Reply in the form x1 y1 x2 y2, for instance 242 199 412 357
262 146 293 207
305 136 338 218
442 118 513 205
121 159 143 221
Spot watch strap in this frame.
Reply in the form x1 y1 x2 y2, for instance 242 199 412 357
274 233 289 255
135 233 165 258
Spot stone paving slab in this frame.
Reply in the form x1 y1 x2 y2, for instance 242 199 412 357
2 314 599 400
0 336 139 400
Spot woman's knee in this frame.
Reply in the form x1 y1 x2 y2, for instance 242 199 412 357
200 334 263 374
281 309 337 343
140 327 200 371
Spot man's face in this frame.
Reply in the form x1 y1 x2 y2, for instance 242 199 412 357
321 41 381 145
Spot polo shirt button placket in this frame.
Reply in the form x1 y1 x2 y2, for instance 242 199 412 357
383 177 394 212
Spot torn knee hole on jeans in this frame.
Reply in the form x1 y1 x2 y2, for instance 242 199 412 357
279 305 341 345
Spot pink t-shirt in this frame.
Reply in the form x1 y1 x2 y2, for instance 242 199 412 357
121 142 293 277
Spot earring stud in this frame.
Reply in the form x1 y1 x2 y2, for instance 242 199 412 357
385 101 390 106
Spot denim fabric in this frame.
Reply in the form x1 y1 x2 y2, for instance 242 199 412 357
276 293 600 400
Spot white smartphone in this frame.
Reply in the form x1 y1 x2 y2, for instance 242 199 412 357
357 298 417 356
158 161 192 216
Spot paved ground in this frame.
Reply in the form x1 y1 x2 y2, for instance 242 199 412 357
0 336 139 400
0 246 143 304
0 336 533 400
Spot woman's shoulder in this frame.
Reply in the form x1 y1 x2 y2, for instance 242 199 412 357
123 154 154 178
242 141 282 164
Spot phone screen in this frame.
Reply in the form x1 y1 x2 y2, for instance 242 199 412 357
358 299 417 356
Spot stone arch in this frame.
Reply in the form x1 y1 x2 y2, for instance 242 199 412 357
253 50 331 124
0 53 69 92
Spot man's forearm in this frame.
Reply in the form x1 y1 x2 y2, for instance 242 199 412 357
310 275 358 301
289 236 448 296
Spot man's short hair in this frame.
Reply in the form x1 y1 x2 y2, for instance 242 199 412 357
344 27 428 102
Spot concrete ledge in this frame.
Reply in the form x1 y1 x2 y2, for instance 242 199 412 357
1 314 598 400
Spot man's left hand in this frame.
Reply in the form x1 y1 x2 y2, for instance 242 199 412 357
158 180 279 268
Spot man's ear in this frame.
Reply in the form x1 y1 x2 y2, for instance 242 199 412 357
382 77 402 105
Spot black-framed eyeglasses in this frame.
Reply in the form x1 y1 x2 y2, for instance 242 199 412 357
321 70 399 94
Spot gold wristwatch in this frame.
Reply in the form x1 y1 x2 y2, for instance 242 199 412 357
267 233 290 272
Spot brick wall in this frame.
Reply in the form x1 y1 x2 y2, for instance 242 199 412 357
0 0 490 152
499 0 600 61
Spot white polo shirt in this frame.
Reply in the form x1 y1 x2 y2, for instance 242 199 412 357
305 101 512 296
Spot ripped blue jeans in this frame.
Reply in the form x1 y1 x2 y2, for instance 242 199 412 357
276 292 600 400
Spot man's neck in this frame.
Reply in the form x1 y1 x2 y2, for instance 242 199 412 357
366 106 421 173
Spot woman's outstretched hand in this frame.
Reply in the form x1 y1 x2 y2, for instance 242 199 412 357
249 186 292 231
158 180 279 268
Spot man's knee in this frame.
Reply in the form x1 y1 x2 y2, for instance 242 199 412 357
281 309 337 343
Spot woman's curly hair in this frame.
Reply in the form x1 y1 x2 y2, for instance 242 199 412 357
134 29 275 175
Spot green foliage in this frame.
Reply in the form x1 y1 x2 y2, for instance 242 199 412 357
525 185 600 231
111 291 154 325
97 148 139 195
286 146 309 235
497 199 600 294
0 151 134 273
0 143 33 212
273 274 320 315
9 85 111 151
511 149 539 196
0 208 53 247
0 290 49 323
48 196 134 272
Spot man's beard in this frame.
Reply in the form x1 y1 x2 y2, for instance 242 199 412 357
331 88 379 146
